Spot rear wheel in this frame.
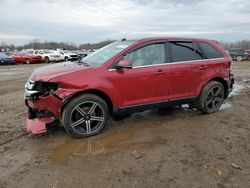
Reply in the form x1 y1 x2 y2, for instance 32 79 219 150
25 59 30 64
196 81 225 114
236 56 243 61
62 94 109 138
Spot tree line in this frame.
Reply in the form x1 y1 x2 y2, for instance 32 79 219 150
0 40 115 51
1 39 250 51
219 40 250 50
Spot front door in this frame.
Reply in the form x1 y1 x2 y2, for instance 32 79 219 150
110 42 169 107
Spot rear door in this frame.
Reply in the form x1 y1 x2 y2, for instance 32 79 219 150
165 40 205 99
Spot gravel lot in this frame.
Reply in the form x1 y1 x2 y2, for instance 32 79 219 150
0 62 249 188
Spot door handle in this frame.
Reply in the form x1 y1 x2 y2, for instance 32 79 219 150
155 69 165 75
198 65 208 69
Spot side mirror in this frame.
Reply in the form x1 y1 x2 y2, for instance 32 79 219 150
115 59 132 69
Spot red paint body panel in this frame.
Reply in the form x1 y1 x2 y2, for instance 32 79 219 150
28 95 62 117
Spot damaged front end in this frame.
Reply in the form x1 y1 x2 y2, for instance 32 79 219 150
24 80 63 134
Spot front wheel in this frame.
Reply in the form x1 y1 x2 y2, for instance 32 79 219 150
45 57 50 63
62 94 109 138
196 81 225 114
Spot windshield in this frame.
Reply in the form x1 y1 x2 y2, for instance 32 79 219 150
80 40 136 67
23 53 32 57
44 50 53 54
0 53 9 58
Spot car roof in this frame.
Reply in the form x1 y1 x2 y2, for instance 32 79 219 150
120 37 219 46
131 37 216 43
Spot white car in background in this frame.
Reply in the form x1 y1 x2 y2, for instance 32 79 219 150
33 50 64 63
58 50 79 61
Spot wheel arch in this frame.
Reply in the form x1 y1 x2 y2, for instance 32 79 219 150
199 77 228 98
61 89 114 115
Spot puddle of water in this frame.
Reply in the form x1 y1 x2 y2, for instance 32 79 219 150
50 120 166 164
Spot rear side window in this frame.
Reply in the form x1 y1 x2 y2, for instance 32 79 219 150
199 42 223 59
169 41 203 62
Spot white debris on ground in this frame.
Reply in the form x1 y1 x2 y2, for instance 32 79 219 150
220 102 232 110
229 84 245 97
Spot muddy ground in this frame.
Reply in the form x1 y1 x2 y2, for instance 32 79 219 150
0 62 249 188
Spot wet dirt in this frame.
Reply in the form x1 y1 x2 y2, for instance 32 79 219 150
50 116 167 164
0 62 250 188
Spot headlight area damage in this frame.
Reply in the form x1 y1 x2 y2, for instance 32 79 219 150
24 80 75 134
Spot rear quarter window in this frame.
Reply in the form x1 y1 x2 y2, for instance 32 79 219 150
199 42 223 59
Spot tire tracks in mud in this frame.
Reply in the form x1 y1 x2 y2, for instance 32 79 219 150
0 132 27 147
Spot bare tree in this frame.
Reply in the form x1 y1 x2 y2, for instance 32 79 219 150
220 40 250 50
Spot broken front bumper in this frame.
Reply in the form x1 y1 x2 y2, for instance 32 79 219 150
25 97 62 134
24 90 63 134
24 79 80 135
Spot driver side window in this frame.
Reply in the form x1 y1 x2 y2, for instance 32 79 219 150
124 43 165 67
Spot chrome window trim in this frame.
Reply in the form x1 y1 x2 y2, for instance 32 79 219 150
108 57 225 71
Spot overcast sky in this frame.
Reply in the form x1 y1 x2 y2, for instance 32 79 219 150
0 0 250 45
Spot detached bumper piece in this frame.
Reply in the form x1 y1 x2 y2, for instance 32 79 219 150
26 116 54 134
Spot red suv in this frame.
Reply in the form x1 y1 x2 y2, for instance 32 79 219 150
24 37 234 137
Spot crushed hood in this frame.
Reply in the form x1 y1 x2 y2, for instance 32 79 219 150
30 61 90 82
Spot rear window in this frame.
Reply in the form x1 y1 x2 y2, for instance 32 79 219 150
169 41 203 62
199 42 223 59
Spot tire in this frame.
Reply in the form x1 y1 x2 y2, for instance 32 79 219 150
25 59 30 64
196 81 225 114
45 57 50 63
62 94 109 138
236 56 243 62
65 57 69 61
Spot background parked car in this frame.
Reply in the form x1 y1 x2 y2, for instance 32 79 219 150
59 50 79 61
228 48 247 61
12 52 43 64
33 50 64 63
51 50 65 61
245 50 250 60
0 52 15 65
